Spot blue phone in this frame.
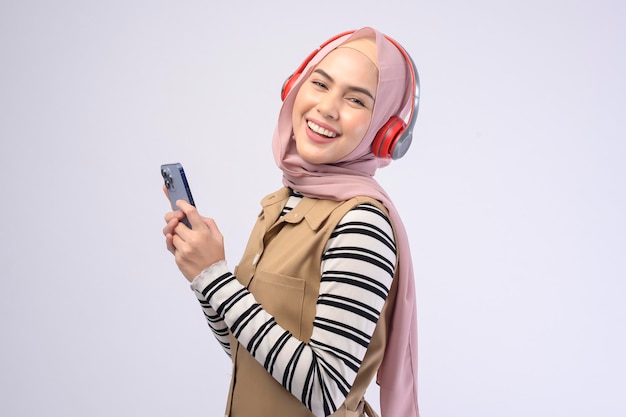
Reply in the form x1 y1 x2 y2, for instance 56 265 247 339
161 163 195 228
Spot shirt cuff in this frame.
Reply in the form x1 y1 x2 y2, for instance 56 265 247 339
189 259 229 293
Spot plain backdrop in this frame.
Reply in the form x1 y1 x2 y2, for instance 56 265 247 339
1 1 625 416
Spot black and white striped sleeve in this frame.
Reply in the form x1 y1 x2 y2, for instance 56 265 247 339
191 203 396 417
194 296 231 357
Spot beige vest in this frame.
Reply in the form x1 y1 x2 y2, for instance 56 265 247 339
225 187 397 417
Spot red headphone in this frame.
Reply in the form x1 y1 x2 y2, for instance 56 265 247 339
281 30 420 160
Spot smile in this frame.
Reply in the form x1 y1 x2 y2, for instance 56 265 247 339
307 120 337 138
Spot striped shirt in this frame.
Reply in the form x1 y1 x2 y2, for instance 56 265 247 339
191 190 396 417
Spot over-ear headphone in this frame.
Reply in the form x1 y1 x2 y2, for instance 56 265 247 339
281 30 420 160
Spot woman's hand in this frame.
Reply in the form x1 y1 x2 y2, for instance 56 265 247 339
163 199 225 282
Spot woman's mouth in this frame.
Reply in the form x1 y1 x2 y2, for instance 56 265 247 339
307 120 337 138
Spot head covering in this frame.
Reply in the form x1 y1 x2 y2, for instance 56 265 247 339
272 27 419 416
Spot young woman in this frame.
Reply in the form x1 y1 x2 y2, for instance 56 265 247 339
162 27 420 417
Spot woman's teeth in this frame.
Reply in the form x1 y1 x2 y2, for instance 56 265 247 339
307 121 337 138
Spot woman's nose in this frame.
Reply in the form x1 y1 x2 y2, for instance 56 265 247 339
316 93 340 120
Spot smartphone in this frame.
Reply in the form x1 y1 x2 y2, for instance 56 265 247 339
161 162 195 228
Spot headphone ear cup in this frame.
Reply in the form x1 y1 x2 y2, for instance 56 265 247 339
281 74 297 101
281 46 326 101
372 116 405 159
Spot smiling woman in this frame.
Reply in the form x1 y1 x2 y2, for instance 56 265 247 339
162 27 420 417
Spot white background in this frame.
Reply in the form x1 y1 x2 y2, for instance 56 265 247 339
1 1 624 416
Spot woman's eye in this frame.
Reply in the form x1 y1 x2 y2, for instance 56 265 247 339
349 97 366 107
312 81 327 89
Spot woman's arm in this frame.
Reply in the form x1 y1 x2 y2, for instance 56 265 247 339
194 300 231 357
162 198 231 356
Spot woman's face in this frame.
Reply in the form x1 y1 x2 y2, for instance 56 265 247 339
291 46 378 165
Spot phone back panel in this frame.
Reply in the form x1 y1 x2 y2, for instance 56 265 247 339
161 163 195 210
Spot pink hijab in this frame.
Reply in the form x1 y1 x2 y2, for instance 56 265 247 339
272 27 419 417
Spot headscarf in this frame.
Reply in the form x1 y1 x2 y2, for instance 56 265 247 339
272 27 419 417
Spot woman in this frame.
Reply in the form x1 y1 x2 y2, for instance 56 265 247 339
163 27 420 417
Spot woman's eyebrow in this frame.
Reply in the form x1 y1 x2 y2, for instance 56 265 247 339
313 68 375 101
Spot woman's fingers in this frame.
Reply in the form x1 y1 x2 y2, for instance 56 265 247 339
162 199 225 281
165 232 176 254
202 217 224 246
175 200 205 230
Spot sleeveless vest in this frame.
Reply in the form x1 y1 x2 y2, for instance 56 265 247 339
225 187 397 417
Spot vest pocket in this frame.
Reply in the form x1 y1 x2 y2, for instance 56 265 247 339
249 269 306 339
